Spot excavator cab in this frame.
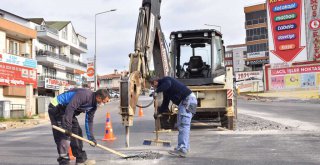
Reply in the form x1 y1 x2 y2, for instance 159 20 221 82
170 29 225 86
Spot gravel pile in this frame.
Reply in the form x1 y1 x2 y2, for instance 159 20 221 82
235 114 295 131
125 151 162 160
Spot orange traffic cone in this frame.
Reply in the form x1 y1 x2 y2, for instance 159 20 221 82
102 112 116 141
68 147 75 160
138 104 144 117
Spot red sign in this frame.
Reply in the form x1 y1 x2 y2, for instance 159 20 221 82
271 65 320 75
45 78 71 90
0 62 37 88
268 0 305 62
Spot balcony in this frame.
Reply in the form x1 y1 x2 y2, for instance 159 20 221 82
36 25 66 46
79 41 87 49
36 50 87 71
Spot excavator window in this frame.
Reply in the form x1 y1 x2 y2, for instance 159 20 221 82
176 43 211 79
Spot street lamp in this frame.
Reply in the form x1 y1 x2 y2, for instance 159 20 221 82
94 9 117 91
204 24 222 33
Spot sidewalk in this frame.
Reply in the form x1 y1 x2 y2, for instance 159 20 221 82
243 89 320 100
0 117 49 131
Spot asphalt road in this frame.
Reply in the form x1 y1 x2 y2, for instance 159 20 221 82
0 96 320 165
237 99 320 131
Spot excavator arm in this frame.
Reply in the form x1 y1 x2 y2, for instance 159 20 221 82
120 0 171 147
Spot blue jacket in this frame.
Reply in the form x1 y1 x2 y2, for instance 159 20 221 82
155 77 192 113
55 88 97 141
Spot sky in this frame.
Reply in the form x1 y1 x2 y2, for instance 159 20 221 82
1 0 265 75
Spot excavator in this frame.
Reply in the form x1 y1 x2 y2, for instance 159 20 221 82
120 0 236 147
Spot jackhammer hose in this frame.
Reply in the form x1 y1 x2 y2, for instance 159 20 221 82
136 99 154 108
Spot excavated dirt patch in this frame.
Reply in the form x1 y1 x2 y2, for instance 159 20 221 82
125 151 162 160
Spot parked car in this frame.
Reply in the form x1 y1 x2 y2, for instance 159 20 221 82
110 91 119 98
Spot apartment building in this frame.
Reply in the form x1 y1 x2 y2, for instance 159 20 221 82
29 18 87 96
0 9 37 106
99 70 128 91
244 3 269 71
226 44 247 73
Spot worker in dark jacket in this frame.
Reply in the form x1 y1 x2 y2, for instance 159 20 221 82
48 88 110 165
149 76 197 157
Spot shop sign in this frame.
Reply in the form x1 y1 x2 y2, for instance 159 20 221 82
277 33 296 41
44 78 69 90
306 0 320 59
276 23 297 31
53 63 66 70
247 51 266 59
0 53 37 69
273 2 298 12
279 44 296 50
86 58 94 82
270 62 292 69
0 62 37 88
246 59 269 65
271 64 320 75
274 13 297 22
235 71 263 81
267 0 306 63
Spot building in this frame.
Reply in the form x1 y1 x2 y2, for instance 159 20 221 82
29 19 87 96
0 9 38 112
98 70 128 91
225 44 247 73
244 3 269 71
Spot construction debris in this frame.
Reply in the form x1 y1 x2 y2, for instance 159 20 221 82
125 151 162 160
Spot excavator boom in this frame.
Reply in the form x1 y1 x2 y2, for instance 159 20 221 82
119 0 171 147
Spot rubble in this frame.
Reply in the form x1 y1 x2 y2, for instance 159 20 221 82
236 114 295 131
0 123 7 130
125 151 162 160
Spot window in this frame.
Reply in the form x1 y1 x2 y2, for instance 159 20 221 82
62 27 68 40
247 43 269 53
8 40 20 55
66 73 74 81
48 68 56 79
246 27 268 42
245 10 267 26
72 32 78 44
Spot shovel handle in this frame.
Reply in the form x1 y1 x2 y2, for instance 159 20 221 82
52 125 127 158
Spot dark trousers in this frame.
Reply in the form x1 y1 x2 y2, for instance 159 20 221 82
48 104 87 165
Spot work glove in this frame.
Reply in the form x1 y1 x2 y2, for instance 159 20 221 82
89 138 97 147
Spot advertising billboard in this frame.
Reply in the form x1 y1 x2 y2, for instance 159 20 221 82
86 58 94 82
267 0 308 64
0 62 37 88
305 0 320 60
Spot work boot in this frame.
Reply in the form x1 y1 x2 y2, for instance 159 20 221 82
168 149 187 158
76 159 96 165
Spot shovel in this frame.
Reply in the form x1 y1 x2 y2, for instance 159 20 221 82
52 125 133 158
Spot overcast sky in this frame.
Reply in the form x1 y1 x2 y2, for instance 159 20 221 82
1 0 265 75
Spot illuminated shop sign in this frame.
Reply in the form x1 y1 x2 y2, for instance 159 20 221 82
277 34 296 41
276 23 297 31
273 2 298 12
274 13 297 22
